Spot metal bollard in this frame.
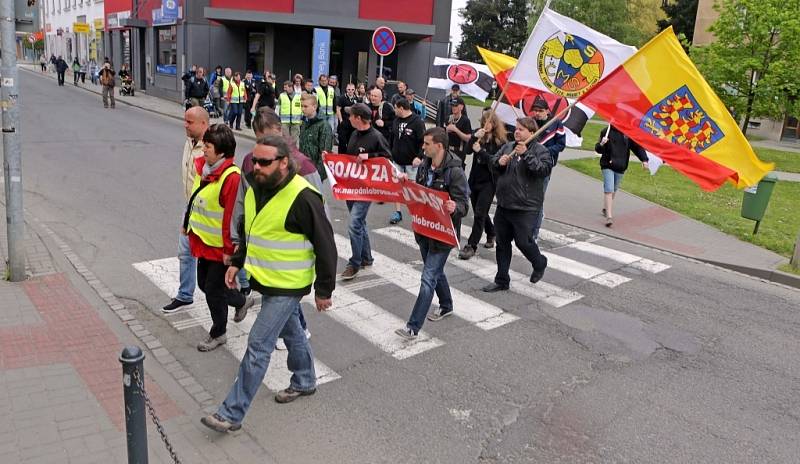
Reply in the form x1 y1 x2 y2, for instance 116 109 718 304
120 346 148 464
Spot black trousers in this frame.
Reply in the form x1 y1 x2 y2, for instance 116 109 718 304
57 72 65 86
197 258 246 338
493 207 547 287
467 182 495 248
244 104 253 127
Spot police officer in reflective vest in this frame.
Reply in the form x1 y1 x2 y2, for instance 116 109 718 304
185 124 253 352
201 134 337 433
315 74 336 131
278 80 303 144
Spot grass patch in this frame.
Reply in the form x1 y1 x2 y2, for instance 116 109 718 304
562 158 800 258
579 123 607 151
462 95 494 108
753 147 800 174
778 263 800 276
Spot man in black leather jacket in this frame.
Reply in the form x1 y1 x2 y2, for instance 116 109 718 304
482 117 552 293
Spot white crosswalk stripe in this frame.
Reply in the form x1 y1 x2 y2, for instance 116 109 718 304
460 225 631 288
374 227 583 308
133 258 341 391
538 230 670 273
334 234 520 330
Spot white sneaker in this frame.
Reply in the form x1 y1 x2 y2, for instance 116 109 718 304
275 338 287 351
305 329 311 340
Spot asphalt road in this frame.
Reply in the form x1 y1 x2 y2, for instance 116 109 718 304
15 71 800 463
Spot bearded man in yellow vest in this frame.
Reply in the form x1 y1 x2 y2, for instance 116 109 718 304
185 124 253 352
201 135 337 433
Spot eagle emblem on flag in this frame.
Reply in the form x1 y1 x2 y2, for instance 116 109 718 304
640 85 724 154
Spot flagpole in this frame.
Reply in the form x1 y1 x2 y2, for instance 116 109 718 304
520 100 577 148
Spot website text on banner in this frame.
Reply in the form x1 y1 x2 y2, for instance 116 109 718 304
323 153 459 246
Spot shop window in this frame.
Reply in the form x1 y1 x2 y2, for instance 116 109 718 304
156 25 177 75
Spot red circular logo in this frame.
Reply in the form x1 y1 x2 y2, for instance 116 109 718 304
447 64 478 85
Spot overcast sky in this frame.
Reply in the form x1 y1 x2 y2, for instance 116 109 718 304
450 0 468 53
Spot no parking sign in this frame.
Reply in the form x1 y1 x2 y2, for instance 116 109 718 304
372 26 396 57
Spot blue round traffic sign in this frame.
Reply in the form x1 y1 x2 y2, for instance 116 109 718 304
372 26 396 57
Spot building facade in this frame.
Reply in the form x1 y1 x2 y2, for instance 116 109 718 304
102 0 451 102
14 0 42 61
41 0 106 66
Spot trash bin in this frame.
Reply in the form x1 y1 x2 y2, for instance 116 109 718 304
741 173 778 234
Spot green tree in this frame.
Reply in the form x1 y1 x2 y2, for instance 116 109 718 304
691 0 800 134
657 0 699 44
455 0 532 62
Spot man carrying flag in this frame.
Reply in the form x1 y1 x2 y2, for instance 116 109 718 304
528 96 565 240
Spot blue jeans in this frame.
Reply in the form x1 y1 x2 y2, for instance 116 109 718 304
346 200 373 269
532 174 551 240
602 168 624 193
176 232 196 303
227 102 243 128
237 268 249 290
217 295 315 424
407 239 453 333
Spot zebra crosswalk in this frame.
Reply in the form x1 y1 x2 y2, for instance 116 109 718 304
133 224 670 391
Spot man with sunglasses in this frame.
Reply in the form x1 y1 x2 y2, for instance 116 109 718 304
202 135 336 433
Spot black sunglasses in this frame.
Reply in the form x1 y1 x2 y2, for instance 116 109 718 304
252 156 285 167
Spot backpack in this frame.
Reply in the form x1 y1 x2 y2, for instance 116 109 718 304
100 70 113 86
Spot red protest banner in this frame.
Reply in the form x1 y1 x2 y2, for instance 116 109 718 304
402 182 459 247
323 152 459 247
323 153 403 203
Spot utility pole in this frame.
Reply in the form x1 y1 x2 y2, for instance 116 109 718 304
792 229 800 270
1 1 26 281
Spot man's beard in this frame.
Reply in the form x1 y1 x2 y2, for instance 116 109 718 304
254 169 283 189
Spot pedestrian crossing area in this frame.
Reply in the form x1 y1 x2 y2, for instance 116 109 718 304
133 224 670 391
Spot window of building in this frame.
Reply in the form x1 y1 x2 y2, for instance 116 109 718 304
156 25 177 75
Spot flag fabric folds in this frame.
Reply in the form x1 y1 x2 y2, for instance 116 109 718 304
508 8 636 98
428 57 494 101
578 28 773 190
477 46 589 147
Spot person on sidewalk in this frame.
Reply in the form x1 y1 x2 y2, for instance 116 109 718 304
299 93 334 187
405 89 427 120
186 67 210 108
39 54 47 72
445 97 473 168
72 58 81 86
98 62 115 108
388 98 425 225
225 72 247 131
250 70 276 113
163 107 210 314
231 107 323 345
395 127 468 339
340 103 392 281
314 74 336 131
459 110 507 259
368 87 394 143
201 134 336 433
436 84 461 128
528 96 565 240
482 117 552 293
243 71 258 129
277 80 303 144
335 82 359 153
596 125 649 227
55 55 68 86
186 124 253 352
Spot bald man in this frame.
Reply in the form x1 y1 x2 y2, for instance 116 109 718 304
163 107 211 313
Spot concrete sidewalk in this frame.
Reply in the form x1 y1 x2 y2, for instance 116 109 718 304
20 65 799 289
0 206 272 460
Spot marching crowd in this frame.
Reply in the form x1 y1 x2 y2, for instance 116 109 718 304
167 66 570 433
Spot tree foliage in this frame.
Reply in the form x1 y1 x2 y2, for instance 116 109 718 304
657 0 699 44
528 0 665 47
455 0 532 62
691 0 800 133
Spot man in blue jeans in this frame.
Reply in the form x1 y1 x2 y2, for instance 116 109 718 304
201 135 336 432
339 103 392 280
395 127 468 339
164 107 249 314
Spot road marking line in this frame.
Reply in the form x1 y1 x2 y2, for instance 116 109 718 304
374 227 582 309
339 233 519 330
538 229 670 273
133 258 340 390
460 225 630 288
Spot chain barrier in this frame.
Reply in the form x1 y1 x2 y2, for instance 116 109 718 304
132 369 183 464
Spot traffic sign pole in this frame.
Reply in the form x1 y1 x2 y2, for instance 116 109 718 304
379 56 384 79
372 26 395 80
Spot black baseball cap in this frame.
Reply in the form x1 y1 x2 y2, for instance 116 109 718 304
451 84 461 91
344 102 372 120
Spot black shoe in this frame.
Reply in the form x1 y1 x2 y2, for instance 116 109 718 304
162 298 192 313
530 256 548 283
361 259 374 267
481 283 509 293
484 236 495 249
241 287 251 297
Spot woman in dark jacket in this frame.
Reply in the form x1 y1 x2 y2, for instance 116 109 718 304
459 110 507 259
596 125 649 227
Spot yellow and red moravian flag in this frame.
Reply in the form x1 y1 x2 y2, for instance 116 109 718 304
578 28 773 190
477 46 590 147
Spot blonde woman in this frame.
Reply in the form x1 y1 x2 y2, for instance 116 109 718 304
459 109 508 260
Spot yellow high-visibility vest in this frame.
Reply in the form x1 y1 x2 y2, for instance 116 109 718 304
187 165 240 248
230 81 246 103
243 175 319 289
315 86 335 116
279 92 302 125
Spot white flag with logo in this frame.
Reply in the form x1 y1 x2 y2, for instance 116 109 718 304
508 8 636 99
427 57 494 101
